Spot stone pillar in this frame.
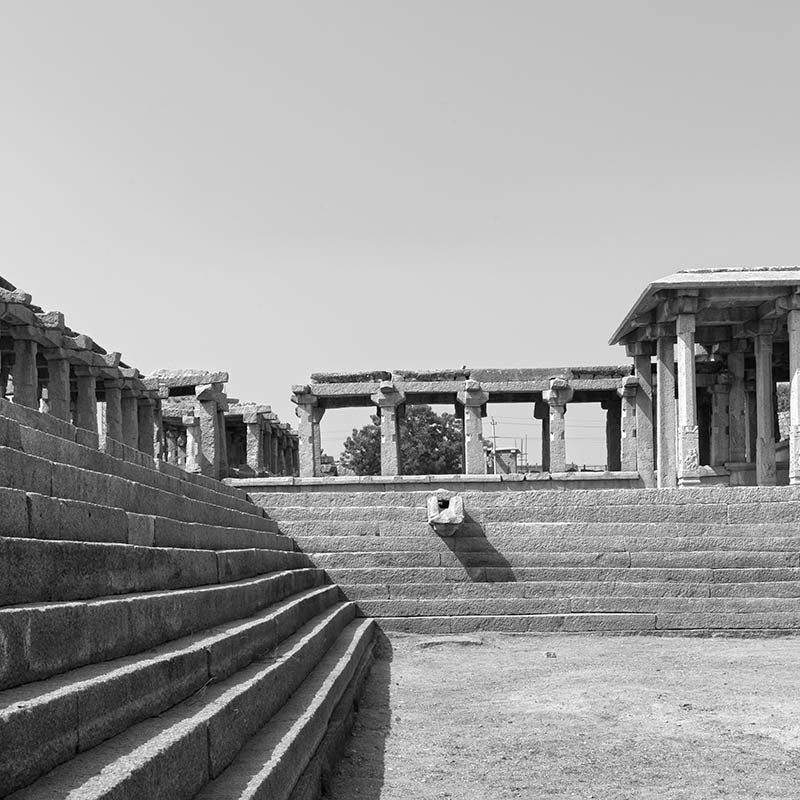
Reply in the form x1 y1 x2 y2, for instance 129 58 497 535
542 378 573 473
311 409 324 473
727 349 747 463
631 348 655 486
291 438 300 476
281 428 292 476
789 308 800 485
534 399 550 472
601 394 622 471
617 376 638 472
74 368 98 433
372 382 406 476
709 376 730 467
755 328 777 486
270 423 280 474
217 409 229 478
11 336 38 408
293 387 323 477
43 353 71 422
153 404 165 460
101 380 124 445
121 390 140 450
166 428 179 465
457 380 489 475
184 416 201 472
196 383 225 479
244 413 265 474
656 335 677 488
263 424 273 474
137 399 156 457
274 429 286 475
676 313 700 486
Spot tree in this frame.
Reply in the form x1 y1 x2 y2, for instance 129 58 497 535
340 405 464 475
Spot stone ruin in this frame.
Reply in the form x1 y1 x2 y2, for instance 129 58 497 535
0 277 298 481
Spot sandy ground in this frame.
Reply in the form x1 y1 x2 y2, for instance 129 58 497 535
325 632 800 800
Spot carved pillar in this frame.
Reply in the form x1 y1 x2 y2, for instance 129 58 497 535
217 409 229 478
457 380 489 474
11 336 38 408
790 308 800 485
43 352 72 422
726 348 747 463
137 399 156 457
293 387 322 477
656 335 677 488
755 327 777 486
601 394 622 471
630 347 655 487
74 368 98 433
617 376 638 472
542 378 573 473
120 390 140 450
709 375 730 467
371 382 405 476
291 438 300 476
676 312 700 486
262 423 273 474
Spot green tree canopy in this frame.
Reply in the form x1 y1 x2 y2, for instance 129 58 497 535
340 404 464 476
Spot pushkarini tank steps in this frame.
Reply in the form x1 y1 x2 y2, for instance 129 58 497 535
0 401 375 799
250 486 800 636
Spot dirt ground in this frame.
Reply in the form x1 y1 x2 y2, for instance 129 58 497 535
325 632 800 800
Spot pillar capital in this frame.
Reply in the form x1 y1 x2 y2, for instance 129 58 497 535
371 381 406 408
676 312 696 335
617 375 638 399
291 385 318 407
456 379 489 408
542 378 573 408
625 342 655 358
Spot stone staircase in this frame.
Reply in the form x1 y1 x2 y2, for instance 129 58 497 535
0 399 375 799
252 486 800 635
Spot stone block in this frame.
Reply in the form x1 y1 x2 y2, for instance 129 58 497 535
0 488 29 537
0 446 52 494
0 687 78 796
127 513 155 546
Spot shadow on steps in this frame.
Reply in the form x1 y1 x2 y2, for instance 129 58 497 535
321 629 393 800
438 514 517 582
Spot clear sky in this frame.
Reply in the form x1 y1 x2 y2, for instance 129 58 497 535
3 1 800 463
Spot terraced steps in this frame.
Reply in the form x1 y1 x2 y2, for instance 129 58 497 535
0 404 376 799
246 485 800 635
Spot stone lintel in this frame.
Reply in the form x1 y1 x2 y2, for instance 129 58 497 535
456 380 489 407
73 365 101 378
148 369 229 388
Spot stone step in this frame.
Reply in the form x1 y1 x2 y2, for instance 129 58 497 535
194 618 375 800
1 488 288 549
339 580 800 601
1 406 263 518
0 536 310 605
0 445 277 533
323 566 800 586
251 485 800 508
277 517 800 539
374 612 800 635
354 596 800 618
263 504 738 524
0 585 340 796
307 547 800 569
0 568 326 691
6 603 359 800
292 531 800 551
